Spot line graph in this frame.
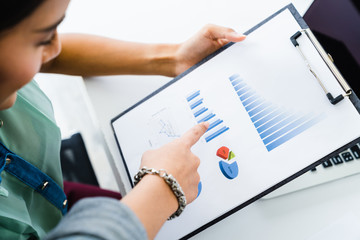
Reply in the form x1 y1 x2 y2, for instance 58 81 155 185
147 108 180 147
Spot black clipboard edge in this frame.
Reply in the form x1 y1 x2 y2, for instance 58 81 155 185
350 91 360 113
110 3 301 187
180 136 360 240
109 3 360 239
111 3 303 125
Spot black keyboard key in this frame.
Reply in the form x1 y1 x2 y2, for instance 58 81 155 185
350 145 360 159
342 152 354 162
310 167 317 172
331 155 344 165
322 159 333 168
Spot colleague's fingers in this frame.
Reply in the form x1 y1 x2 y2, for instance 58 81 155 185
225 32 246 42
180 122 209 147
203 24 246 42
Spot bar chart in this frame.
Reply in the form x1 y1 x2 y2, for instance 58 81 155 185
229 74 323 151
186 90 229 142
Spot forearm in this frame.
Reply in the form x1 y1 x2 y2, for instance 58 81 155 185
121 175 178 240
40 34 179 77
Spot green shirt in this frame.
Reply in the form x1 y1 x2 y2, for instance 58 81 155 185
0 81 63 239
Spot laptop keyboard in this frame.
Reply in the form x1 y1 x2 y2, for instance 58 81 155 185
263 141 360 199
315 144 360 169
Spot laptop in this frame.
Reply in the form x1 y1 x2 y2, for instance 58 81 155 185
263 0 360 199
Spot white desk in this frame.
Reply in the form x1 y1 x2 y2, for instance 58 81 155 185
57 0 360 239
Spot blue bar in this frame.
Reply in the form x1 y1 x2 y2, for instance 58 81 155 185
231 78 243 86
266 116 322 151
260 114 297 138
194 107 208 117
251 105 276 122
262 115 310 145
205 126 230 142
234 82 247 91
248 102 272 118
257 112 291 133
229 74 240 81
254 108 282 128
198 113 215 123
207 119 223 131
240 90 256 101
245 98 265 112
190 98 203 109
243 94 260 107
236 86 251 96
187 90 200 102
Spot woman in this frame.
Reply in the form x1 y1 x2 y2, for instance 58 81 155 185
0 0 245 239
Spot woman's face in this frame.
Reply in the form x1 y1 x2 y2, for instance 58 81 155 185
0 0 70 110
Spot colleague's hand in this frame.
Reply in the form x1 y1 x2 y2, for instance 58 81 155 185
140 122 209 203
174 24 246 76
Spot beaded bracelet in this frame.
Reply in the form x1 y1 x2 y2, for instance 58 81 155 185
134 167 186 220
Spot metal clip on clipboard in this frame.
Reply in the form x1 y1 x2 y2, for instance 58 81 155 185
290 29 352 105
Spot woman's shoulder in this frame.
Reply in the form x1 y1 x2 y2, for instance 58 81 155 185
17 80 55 121
0 79 61 171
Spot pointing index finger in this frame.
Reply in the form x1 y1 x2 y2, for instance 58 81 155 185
180 122 209 148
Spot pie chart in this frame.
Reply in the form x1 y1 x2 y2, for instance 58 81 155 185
219 161 238 179
216 146 239 179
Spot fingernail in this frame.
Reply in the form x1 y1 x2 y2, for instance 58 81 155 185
230 32 246 38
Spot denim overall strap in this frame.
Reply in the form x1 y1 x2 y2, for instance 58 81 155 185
0 142 68 215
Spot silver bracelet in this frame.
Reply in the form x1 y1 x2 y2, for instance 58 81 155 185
134 167 186 220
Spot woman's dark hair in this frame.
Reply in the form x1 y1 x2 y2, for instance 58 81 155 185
0 0 46 32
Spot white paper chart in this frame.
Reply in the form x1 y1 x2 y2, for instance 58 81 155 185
112 7 360 239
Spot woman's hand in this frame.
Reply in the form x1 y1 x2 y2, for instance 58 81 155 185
174 24 246 76
122 122 209 239
140 122 209 203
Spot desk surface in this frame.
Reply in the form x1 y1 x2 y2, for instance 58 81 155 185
58 0 360 239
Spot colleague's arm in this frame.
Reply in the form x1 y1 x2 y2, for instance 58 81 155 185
40 24 245 77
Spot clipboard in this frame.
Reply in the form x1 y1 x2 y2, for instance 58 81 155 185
111 4 360 239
